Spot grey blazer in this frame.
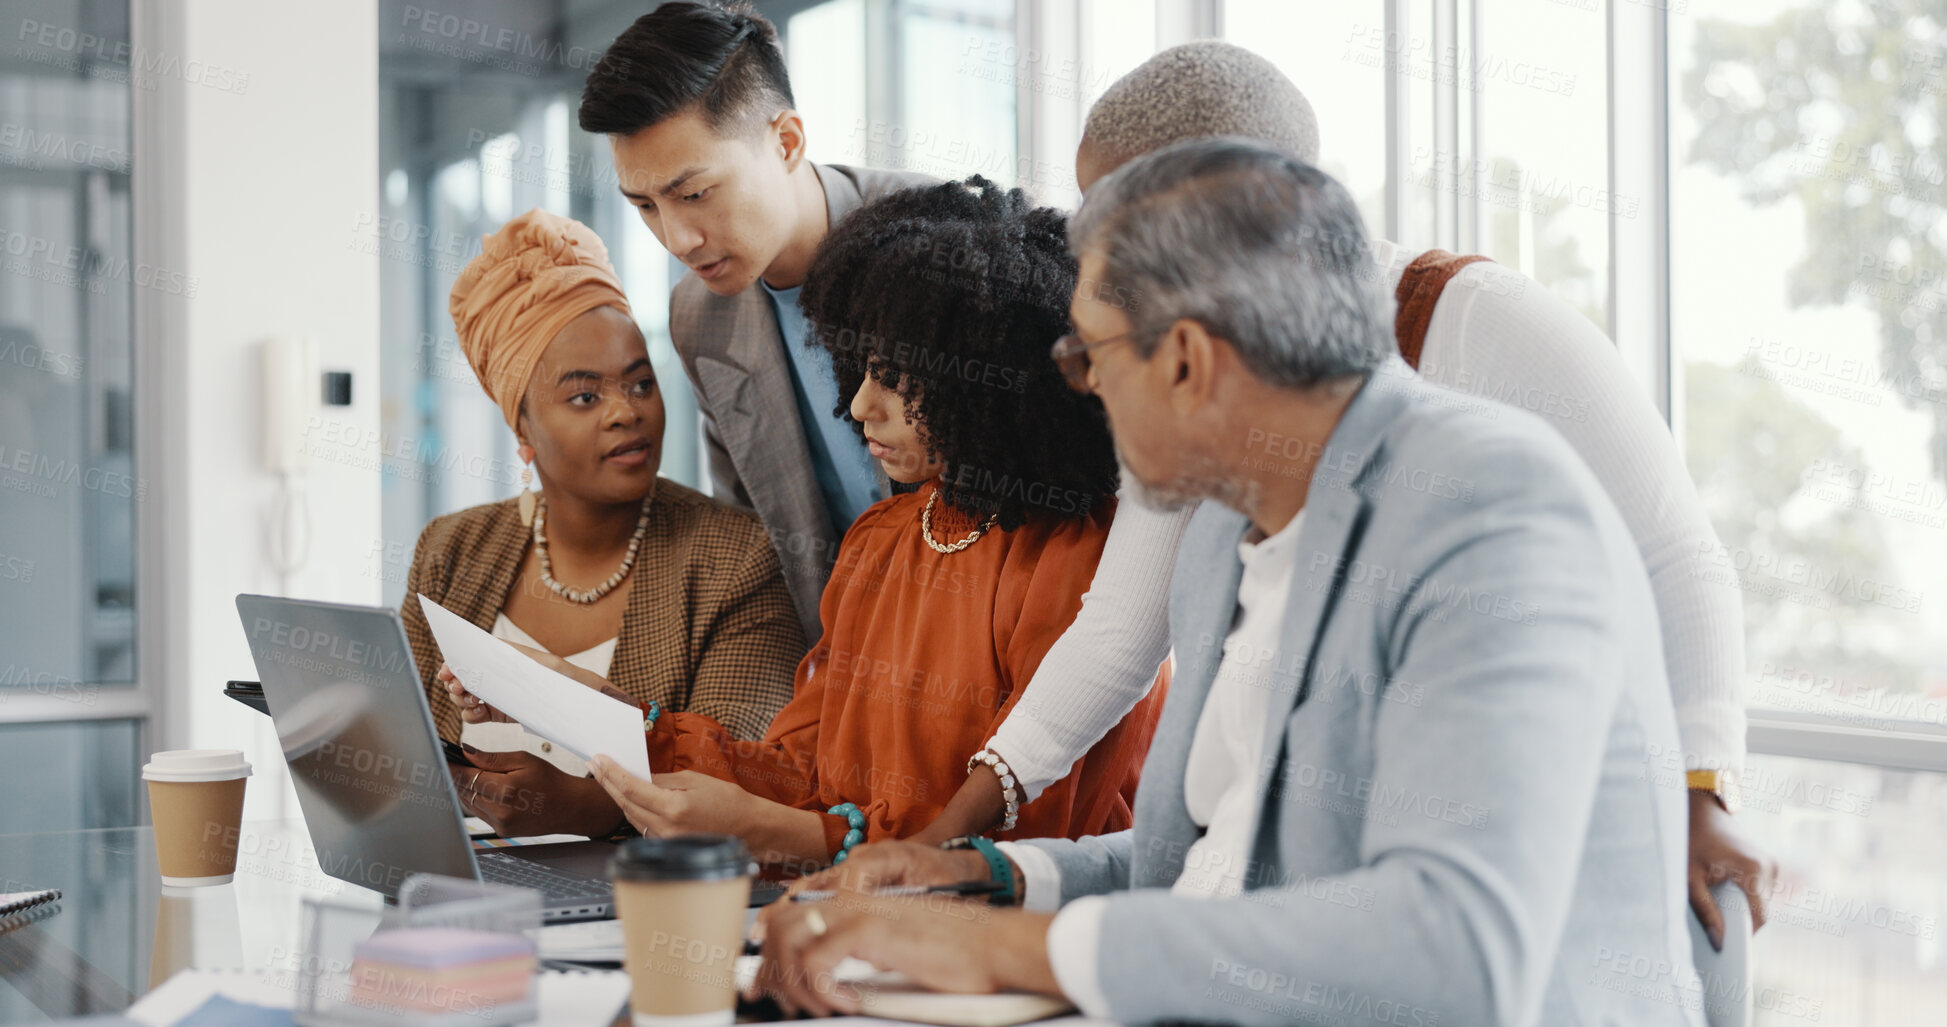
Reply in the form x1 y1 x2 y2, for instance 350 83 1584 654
1019 359 1703 1027
669 162 937 640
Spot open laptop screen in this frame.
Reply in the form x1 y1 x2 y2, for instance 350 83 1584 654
236 594 478 896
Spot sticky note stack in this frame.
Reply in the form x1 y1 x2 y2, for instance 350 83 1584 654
348 926 536 1016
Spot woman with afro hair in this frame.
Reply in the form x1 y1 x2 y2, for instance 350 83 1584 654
549 176 1165 868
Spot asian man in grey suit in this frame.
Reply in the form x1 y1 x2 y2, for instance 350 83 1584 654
754 140 1703 1027
580 2 932 639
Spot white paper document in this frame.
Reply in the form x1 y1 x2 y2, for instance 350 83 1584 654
418 594 653 782
732 956 1076 1026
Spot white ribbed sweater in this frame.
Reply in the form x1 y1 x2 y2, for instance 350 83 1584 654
989 240 1747 800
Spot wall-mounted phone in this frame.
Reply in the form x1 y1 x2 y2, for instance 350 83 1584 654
262 335 317 473
261 336 317 585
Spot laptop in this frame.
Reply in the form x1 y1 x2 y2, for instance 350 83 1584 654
236 594 624 922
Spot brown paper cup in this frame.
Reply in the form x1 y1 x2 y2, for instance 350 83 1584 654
610 836 752 1027
144 749 251 887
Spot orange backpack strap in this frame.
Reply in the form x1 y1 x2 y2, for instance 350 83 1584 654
1393 249 1493 370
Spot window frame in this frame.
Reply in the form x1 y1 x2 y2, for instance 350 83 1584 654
1206 0 1947 776
0 0 163 804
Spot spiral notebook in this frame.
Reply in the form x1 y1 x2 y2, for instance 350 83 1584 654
0 889 60 919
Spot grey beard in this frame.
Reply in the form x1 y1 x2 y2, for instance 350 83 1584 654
1115 448 1259 518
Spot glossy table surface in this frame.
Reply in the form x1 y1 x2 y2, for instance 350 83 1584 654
0 819 383 1022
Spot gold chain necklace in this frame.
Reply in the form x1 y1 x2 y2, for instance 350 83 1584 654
921 488 998 554
532 496 652 604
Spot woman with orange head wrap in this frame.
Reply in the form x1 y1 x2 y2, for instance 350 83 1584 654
398 208 805 839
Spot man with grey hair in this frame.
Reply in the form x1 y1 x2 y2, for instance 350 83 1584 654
756 139 1701 1026
912 39 1767 956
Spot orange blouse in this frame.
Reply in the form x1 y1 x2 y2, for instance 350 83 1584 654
647 481 1165 858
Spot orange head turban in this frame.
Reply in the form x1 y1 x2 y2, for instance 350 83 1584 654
449 208 633 434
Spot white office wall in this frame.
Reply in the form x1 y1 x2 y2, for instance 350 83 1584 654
144 2 382 820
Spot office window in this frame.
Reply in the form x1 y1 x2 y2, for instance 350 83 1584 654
1080 0 1156 114
1224 0 1387 239
0 0 136 688
375 1 697 573
1472 0 1608 329
1673 3 1947 1019
789 0 867 167
900 0 1019 186
0 0 142 827
1733 755 1947 1025
0 720 139 832
789 0 1017 186
1673 1 1945 729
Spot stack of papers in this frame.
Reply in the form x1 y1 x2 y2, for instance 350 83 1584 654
348 927 536 1015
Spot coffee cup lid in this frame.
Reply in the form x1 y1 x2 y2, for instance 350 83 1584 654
609 834 753 883
143 749 253 783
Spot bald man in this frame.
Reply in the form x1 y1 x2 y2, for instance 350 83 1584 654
912 40 1771 948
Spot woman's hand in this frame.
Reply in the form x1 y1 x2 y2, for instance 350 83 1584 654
587 758 830 866
906 764 1008 846
443 641 641 725
1688 791 1777 950
755 891 1059 1017
756 841 992 949
450 747 623 838
588 762 753 837
780 840 991 899
440 662 512 725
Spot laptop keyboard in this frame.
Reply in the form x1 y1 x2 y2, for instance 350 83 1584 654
477 851 612 902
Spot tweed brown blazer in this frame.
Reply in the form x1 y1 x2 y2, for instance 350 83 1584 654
400 479 806 743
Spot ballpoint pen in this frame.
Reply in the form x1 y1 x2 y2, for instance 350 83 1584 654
789 880 1005 903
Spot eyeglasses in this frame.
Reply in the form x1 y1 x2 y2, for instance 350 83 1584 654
1050 330 1136 393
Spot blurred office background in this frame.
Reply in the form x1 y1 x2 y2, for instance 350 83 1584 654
0 1 1942 1020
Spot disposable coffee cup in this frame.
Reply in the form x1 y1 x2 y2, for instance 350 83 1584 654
143 749 251 887
609 835 753 1027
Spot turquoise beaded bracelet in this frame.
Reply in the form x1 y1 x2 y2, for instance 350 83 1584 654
828 802 867 863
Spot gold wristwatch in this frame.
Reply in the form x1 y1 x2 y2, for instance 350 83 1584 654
1686 770 1741 815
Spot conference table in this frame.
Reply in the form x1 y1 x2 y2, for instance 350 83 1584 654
0 819 1119 1026
0 819 387 1022
0 821 884 1025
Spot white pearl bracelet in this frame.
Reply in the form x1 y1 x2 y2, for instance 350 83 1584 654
967 747 1021 831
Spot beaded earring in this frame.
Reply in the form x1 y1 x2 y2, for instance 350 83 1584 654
517 462 538 526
